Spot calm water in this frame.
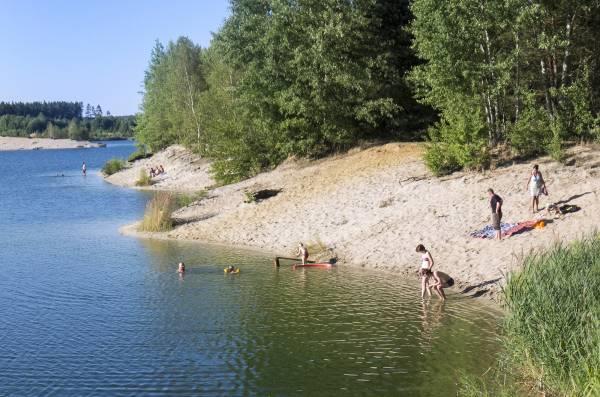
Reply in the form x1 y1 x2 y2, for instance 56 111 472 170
0 142 502 396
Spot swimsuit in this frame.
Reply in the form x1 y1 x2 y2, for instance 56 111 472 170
530 173 542 197
421 253 430 269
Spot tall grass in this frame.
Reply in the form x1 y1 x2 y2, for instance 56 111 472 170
138 192 176 232
135 169 153 186
503 234 600 396
102 158 126 175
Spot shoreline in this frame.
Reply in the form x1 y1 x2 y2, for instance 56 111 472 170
0 136 102 151
106 142 600 303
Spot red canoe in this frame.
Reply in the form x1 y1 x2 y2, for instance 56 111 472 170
292 262 334 269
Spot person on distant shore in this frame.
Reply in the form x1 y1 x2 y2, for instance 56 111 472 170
82 161 86 176
159 165 165 174
425 269 454 301
177 262 185 273
526 164 547 213
150 167 156 178
487 188 503 240
297 243 309 265
416 244 434 299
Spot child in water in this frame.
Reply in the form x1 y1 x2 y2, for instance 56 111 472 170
177 262 185 273
297 242 309 265
416 244 434 299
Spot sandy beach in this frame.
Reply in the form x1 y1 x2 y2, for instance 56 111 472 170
105 145 214 192
107 142 600 300
0 136 102 151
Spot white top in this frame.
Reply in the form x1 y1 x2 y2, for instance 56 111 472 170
421 253 430 269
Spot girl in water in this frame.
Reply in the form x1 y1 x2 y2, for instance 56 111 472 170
416 244 434 299
526 164 547 213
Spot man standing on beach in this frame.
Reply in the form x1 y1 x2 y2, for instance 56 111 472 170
487 188 503 240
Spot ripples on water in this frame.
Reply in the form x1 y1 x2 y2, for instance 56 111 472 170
0 143 502 396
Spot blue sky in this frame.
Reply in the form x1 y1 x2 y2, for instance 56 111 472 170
0 0 231 115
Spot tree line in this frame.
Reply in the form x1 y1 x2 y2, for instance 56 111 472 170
0 101 135 140
136 0 600 182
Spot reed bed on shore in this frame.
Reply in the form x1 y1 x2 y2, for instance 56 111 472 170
502 234 600 396
459 234 599 397
139 192 176 232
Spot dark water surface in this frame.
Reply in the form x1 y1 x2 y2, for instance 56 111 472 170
0 142 502 396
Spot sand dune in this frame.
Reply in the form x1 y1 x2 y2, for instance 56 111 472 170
111 142 600 300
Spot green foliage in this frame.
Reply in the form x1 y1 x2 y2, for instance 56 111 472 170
410 0 600 174
138 192 176 232
135 1 430 183
102 159 126 176
128 148 153 162
175 190 208 208
0 101 134 139
135 169 153 187
503 235 600 396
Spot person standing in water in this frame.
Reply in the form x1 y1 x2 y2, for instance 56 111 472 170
82 161 87 176
297 243 309 265
526 164 547 213
177 262 185 273
487 188 503 240
416 244 434 299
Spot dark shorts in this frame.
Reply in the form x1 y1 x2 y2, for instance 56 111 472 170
445 278 454 288
492 212 502 230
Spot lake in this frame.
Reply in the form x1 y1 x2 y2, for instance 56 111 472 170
0 141 501 396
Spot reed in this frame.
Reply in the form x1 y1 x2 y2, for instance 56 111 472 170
135 169 153 186
459 234 600 397
138 192 176 232
502 234 600 396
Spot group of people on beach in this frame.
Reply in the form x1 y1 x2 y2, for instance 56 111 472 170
149 165 165 178
417 163 549 300
488 164 548 240
175 163 549 302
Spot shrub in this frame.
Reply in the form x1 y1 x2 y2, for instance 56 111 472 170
175 190 208 208
102 158 126 175
138 192 176 232
135 169 153 186
503 235 600 396
128 148 153 162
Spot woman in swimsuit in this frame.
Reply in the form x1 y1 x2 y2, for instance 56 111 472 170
416 244 434 299
526 164 547 213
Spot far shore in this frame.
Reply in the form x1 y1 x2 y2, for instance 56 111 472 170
0 136 102 151
105 143 600 303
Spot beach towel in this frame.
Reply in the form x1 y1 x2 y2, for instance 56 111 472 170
504 220 538 237
469 223 516 239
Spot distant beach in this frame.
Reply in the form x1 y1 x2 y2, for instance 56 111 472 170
0 136 101 151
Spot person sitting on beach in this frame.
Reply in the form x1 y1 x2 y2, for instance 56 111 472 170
487 188 503 240
416 244 434 299
526 164 547 213
426 269 454 301
150 167 156 178
297 243 309 265
159 165 165 174
177 262 185 273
